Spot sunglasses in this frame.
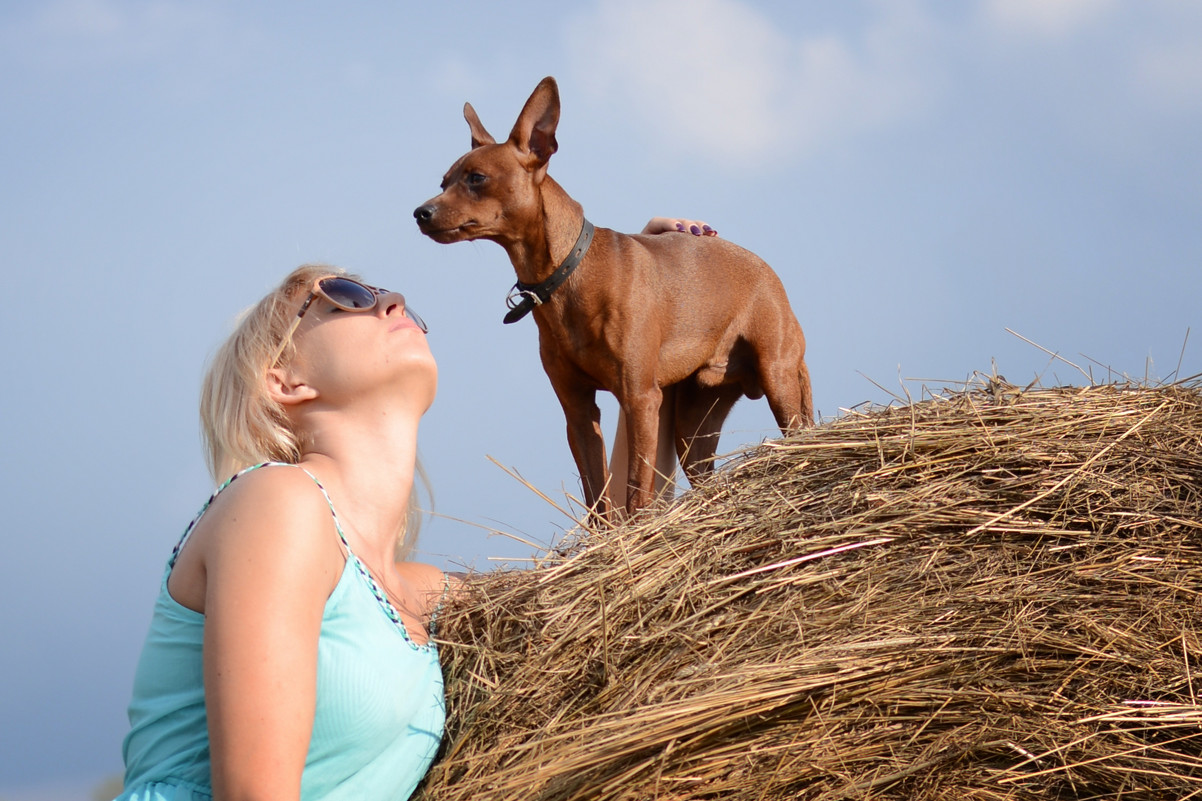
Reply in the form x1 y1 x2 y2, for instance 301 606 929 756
271 276 428 366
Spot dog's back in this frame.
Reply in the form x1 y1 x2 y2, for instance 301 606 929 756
581 229 804 392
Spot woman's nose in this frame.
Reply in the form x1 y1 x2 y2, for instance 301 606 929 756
378 290 427 333
375 290 406 317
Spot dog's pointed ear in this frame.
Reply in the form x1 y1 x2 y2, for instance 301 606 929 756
509 76 559 174
464 102 496 149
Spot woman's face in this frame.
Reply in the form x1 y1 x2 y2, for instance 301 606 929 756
286 282 438 414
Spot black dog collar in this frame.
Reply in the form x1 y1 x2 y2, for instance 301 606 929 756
503 218 595 324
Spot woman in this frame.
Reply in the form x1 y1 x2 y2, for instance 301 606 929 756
119 263 444 801
116 219 712 801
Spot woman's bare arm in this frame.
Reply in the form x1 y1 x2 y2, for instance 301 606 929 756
197 468 343 801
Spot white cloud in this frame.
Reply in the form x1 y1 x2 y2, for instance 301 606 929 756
567 0 942 165
974 0 1202 130
981 0 1119 38
567 0 788 161
565 0 1202 169
784 5 939 152
566 0 940 167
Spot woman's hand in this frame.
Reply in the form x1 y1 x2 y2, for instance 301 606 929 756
641 217 718 237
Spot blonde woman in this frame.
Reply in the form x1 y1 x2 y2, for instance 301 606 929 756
118 264 446 801
114 218 710 801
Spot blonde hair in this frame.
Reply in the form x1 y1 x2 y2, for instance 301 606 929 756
200 264 426 558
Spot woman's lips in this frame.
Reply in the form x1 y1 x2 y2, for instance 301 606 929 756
390 319 422 333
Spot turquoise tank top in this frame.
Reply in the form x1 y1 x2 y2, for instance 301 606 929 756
116 463 446 801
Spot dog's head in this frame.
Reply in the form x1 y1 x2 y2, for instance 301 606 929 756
414 76 561 244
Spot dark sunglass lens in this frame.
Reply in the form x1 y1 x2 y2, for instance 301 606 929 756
319 277 377 309
405 307 428 333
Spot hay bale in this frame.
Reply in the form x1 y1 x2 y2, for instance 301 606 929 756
420 380 1202 800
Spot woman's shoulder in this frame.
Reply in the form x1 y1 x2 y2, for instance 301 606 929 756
171 463 343 612
394 560 445 591
218 462 329 516
395 561 450 618
195 464 341 558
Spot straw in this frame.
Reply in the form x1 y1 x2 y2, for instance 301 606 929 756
418 378 1202 800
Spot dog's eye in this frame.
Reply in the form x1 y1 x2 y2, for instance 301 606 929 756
466 172 488 187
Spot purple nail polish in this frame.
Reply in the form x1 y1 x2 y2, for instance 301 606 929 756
689 225 701 235
675 223 686 232
702 225 713 233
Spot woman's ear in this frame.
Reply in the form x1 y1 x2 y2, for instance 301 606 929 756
266 366 319 406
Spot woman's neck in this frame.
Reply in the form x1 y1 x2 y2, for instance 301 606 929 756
296 407 421 569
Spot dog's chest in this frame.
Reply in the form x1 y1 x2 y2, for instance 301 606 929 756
532 296 630 384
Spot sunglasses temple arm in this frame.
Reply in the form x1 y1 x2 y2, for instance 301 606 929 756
268 298 313 366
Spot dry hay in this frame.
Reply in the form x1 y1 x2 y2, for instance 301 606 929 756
419 379 1202 800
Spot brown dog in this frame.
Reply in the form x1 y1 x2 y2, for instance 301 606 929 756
415 77 813 515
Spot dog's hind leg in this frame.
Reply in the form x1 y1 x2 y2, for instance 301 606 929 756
674 381 742 484
759 354 810 433
754 320 815 431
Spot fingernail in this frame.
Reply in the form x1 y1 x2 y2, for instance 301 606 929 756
675 223 686 232
702 225 713 233
689 225 701 235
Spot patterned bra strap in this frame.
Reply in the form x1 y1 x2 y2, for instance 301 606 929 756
428 572 453 636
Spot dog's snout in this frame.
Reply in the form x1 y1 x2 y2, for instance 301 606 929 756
414 204 436 223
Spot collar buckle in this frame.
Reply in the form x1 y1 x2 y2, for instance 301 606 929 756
502 218 595 324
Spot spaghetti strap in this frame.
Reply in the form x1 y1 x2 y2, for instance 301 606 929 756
293 466 354 554
168 461 434 651
275 467 436 651
169 462 351 567
171 462 277 566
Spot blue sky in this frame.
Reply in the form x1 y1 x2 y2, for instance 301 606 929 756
2 0 1200 797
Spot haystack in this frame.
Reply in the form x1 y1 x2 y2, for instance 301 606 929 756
419 379 1202 800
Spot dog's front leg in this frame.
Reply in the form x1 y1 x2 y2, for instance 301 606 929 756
554 384 611 518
